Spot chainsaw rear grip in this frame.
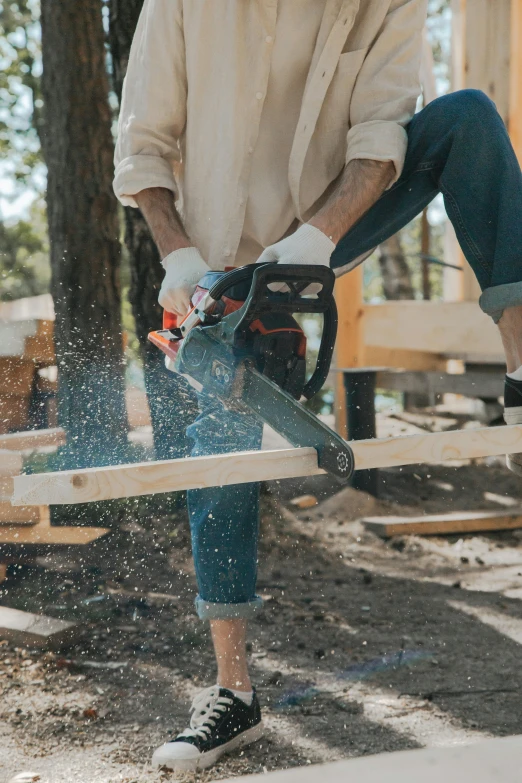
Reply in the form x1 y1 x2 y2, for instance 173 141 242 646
209 263 337 400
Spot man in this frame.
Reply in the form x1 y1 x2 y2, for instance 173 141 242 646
114 0 522 772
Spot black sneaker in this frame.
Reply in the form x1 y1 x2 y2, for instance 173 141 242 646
504 375 522 475
151 685 263 771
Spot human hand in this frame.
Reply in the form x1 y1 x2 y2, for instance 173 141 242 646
158 248 211 316
256 223 335 267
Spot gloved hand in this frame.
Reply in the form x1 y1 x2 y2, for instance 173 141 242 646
158 247 211 316
256 223 335 267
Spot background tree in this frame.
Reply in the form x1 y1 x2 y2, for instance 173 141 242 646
40 0 128 468
107 0 198 461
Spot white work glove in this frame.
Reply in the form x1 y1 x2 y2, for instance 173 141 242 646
257 223 335 267
257 223 335 293
158 247 211 316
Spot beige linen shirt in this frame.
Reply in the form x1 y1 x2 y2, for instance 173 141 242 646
114 0 427 270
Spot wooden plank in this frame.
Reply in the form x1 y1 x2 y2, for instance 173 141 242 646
23 320 55 365
0 564 6 583
0 524 109 545
365 346 447 372
12 448 322 506
220 735 522 783
363 301 504 359
0 294 54 322
0 478 14 501
0 428 65 452
0 358 35 397
0 501 41 524
375 370 504 399
0 606 78 649
0 395 30 434
11 424 522 506
0 450 23 477
0 320 39 358
363 508 522 538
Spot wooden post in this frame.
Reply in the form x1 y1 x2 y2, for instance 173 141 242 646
509 0 522 163
450 0 512 303
334 267 365 437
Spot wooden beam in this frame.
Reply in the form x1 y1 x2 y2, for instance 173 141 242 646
363 508 522 538
510 0 522 163
363 301 504 359
11 424 522 506
374 369 504 399
0 524 109 546
364 347 447 372
0 428 65 451
0 606 78 649
334 267 365 437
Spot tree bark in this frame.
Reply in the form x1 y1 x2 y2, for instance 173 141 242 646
378 234 415 300
40 0 128 468
108 0 198 460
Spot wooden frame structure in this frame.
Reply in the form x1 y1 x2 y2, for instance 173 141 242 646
334 1 522 435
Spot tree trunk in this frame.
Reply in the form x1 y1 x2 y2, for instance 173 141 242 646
40 0 128 468
378 234 415 300
108 0 198 460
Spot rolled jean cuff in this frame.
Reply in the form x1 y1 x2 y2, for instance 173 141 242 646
195 595 263 621
479 282 522 323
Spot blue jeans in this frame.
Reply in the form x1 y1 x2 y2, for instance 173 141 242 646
188 89 522 619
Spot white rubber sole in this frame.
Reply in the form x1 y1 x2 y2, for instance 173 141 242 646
152 721 265 772
506 454 522 477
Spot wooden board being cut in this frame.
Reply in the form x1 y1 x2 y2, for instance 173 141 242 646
363 509 522 538
11 424 522 506
0 606 78 649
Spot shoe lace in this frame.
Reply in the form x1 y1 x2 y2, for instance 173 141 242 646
178 686 234 741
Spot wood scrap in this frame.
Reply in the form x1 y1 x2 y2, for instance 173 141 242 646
289 494 318 509
363 508 522 538
0 606 78 649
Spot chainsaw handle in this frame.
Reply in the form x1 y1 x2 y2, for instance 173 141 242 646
302 296 338 400
209 262 338 401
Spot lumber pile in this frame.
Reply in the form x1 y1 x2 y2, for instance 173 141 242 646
0 438 108 585
0 295 56 433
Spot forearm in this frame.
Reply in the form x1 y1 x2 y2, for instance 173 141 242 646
309 159 395 245
134 187 191 259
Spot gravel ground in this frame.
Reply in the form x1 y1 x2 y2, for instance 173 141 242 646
2 425 522 782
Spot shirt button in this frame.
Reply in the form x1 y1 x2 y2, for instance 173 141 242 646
224 249 231 257
256 92 263 100
265 35 273 43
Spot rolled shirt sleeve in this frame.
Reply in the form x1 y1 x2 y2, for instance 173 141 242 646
346 0 428 183
113 0 186 207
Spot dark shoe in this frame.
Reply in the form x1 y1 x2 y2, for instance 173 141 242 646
504 375 522 475
151 685 263 771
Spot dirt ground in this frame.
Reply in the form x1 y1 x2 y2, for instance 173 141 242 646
2 412 522 782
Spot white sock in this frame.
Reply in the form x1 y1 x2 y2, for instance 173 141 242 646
507 366 522 381
218 685 253 705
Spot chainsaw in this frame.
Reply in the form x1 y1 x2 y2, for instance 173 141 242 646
148 262 354 481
